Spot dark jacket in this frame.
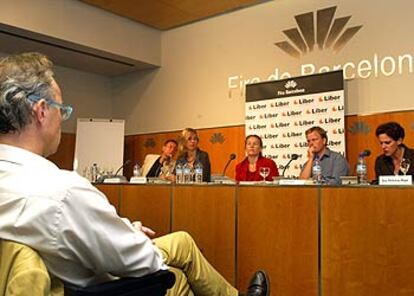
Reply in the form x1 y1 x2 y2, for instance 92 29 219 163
176 149 211 182
375 144 414 179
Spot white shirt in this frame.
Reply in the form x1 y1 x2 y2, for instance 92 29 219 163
0 144 165 287
142 154 160 177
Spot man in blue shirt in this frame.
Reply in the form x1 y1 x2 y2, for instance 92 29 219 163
299 126 349 184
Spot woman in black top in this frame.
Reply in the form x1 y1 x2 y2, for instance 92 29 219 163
375 121 414 178
176 128 211 182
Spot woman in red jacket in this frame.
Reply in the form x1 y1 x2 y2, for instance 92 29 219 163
235 134 279 182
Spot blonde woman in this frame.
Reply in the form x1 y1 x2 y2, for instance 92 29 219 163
176 128 211 182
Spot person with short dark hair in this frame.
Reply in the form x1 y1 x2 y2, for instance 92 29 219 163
375 121 414 178
299 126 349 184
0 52 269 296
235 135 279 182
142 139 178 179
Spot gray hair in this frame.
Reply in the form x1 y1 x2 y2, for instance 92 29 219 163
0 52 54 133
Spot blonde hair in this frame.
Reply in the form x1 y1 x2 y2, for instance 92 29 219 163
177 127 199 158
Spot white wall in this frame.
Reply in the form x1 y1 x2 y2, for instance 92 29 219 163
112 0 414 134
0 51 112 133
54 66 112 133
0 0 161 65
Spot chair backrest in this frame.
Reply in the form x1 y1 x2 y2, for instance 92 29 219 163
0 239 175 296
0 239 64 296
64 270 176 296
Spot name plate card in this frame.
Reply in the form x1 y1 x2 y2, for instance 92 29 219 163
130 176 147 184
278 179 307 185
103 177 126 183
379 175 412 186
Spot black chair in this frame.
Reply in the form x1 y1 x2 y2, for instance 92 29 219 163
64 270 175 296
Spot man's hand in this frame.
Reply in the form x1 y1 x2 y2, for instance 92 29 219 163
307 146 315 160
132 221 156 238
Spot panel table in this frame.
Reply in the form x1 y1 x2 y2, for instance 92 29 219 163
321 187 414 296
172 185 237 284
238 186 319 296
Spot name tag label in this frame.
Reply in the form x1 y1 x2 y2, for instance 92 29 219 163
103 177 126 183
130 177 147 184
279 179 307 185
379 175 412 185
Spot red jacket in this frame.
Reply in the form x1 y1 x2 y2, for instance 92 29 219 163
235 156 279 181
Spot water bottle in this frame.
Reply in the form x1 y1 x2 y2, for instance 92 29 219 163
91 163 98 183
356 155 368 184
175 163 183 184
183 163 192 183
194 162 203 183
133 163 141 177
312 156 322 184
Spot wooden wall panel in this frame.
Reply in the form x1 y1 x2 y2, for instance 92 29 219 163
48 132 76 170
120 185 171 237
95 184 121 212
238 186 318 296
172 185 236 285
52 111 414 181
322 187 414 296
195 126 245 178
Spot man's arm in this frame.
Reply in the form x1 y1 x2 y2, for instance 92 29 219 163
58 180 165 279
299 160 312 179
329 154 350 185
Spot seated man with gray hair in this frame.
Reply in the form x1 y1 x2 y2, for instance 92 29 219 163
0 52 269 296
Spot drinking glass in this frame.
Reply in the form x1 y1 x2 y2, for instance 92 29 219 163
400 158 411 175
259 167 270 182
161 161 174 177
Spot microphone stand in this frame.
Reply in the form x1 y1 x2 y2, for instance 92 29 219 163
114 160 131 176
281 158 295 177
211 154 236 183
96 160 130 183
222 159 233 176
281 154 299 177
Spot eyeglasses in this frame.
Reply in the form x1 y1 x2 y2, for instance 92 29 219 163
187 136 199 142
27 94 73 121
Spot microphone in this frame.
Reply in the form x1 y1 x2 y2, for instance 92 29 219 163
114 160 131 176
222 153 236 176
359 149 371 157
96 160 130 183
281 154 299 176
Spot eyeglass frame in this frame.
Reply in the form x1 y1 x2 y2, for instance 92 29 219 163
26 94 73 121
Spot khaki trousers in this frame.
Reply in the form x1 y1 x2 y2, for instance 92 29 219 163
154 231 238 296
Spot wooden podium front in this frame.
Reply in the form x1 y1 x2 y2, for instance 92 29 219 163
94 184 414 296
322 187 414 296
238 186 318 296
